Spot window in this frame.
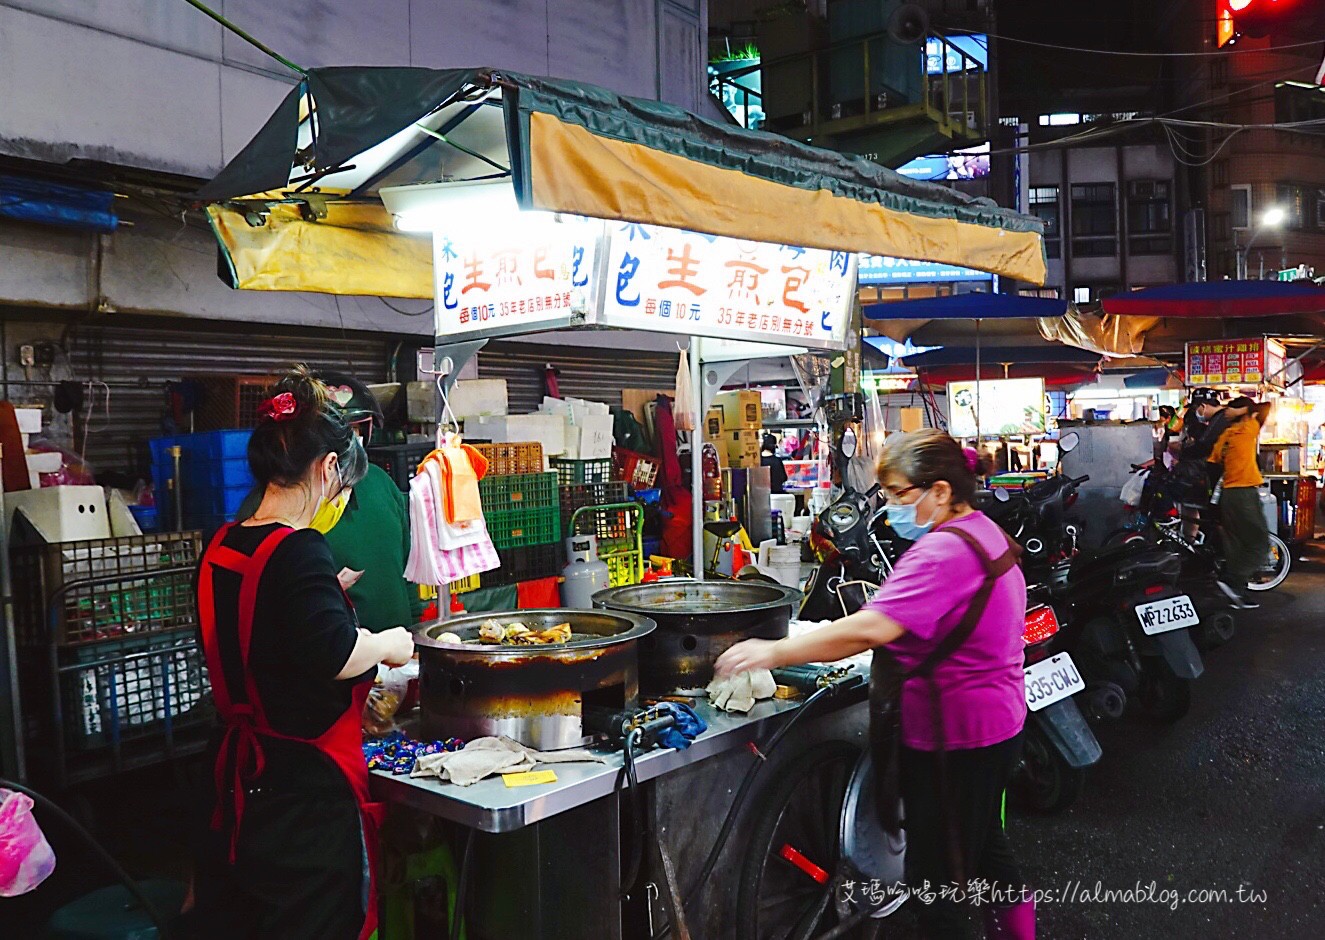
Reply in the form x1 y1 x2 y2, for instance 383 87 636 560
1275 82 1325 126
1127 180 1172 255
1021 287 1061 299
1276 182 1314 231
1071 183 1118 257
1072 286 1092 304
1029 186 1062 259
1231 184 1251 230
1038 113 1081 126
1212 159 1229 187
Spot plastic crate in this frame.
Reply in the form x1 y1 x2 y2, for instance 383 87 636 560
483 542 561 587
569 503 643 587
613 448 660 489
449 573 480 595
479 472 559 511
128 506 158 533
57 630 209 752
559 481 630 532
184 484 251 519
150 430 254 486
471 442 544 476
483 506 560 551
10 533 203 647
551 458 615 486
367 441 434 492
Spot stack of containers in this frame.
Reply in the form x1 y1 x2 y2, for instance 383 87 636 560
479 465 561 588
149 429 255 535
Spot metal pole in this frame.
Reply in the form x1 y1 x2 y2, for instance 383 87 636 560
0 446 24 781
691 338 705 580
974 318 982 442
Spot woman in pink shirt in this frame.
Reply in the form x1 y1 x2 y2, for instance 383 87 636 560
717 429 1032 939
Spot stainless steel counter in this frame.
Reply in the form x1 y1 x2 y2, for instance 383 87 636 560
371 682 866 833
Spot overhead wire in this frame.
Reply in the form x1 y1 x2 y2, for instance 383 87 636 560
957 28 1325 58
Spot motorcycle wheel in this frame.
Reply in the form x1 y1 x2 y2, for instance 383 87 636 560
1246 534 1291 592
1012 723 1085 814
1136 664 1191 722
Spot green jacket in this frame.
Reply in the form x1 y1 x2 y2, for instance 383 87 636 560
237 463 423 631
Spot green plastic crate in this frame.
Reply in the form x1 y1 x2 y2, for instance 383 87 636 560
479 472 559 510
484 506 561 551
550 458 614 486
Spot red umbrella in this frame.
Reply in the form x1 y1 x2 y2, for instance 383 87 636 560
1101 281 1325 318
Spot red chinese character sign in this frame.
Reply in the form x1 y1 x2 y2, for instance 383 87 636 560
599 223 855 351
432 217 600 338
1185 337 1285 387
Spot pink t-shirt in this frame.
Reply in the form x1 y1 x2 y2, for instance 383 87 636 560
864 511 1027 751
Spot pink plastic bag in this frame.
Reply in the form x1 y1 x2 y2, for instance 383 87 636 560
0 788 56 896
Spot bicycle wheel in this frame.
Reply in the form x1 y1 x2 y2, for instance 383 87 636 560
736 740 862 940
1246 534 1291 592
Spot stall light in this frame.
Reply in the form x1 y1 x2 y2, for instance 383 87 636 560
380 179 556 237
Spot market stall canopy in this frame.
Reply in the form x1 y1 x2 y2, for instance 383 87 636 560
1100 281 1325 319
899 345 1101 369
914 364 1097 387
863 292 1068 321
197 67 1047 298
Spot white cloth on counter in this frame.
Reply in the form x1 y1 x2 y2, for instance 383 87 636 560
706 668 777 714
411 735 607 787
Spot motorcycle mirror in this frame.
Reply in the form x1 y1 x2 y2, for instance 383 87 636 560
1059 431 1080 454
994 488 1010 503
841 426 858 459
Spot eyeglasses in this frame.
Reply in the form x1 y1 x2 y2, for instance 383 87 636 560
883 484 924 504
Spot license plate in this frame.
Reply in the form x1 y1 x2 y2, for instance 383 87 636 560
1135 594 1199 635
1023 653 1085 712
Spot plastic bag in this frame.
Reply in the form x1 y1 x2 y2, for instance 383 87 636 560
1119 469 1147 507
0 788 56 897
363 660 419 735
673 347 696 432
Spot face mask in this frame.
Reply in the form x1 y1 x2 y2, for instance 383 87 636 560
885 488 935 542
309 461 350 534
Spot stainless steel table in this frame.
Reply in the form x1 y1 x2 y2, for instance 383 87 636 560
370 680 868 939
371 696 814 832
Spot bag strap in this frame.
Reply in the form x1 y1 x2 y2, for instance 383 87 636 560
910 526 1020 679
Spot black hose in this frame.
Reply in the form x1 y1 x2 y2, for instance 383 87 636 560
0 776 172 937
450 827 475 940
683 682 840 911
619 729 645 897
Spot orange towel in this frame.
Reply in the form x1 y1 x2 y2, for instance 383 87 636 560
417 443 490 524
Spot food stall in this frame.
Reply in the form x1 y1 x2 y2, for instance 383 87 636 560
197 66 1047 938
1185 337 1317 541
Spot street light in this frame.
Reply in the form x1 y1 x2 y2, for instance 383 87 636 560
1235 205 1286 280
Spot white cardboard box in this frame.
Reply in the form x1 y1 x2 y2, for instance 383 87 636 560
564 413 615 459
15 407 42 434
468 414 566 456
7 485 111 542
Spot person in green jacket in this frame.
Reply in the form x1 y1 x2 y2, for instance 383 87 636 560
238 371 424 631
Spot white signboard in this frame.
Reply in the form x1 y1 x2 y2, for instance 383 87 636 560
433 218 601 338
947 378 1047 439
598 222 855 350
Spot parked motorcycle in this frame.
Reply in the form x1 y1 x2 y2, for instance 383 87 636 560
1109 461 1291 594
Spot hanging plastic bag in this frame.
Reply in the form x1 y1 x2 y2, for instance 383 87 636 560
1119 469 1147 508
673 347 696 432
0 788 57 897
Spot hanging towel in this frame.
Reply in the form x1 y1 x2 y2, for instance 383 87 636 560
439 446 483 523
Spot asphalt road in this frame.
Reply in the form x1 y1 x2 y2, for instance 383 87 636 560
1011 549 1325 939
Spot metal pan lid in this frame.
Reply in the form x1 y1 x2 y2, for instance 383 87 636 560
412 608 656 654
591 579 801 615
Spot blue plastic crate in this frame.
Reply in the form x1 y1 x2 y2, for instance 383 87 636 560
184 484 251 518
128 505 158 533
150 430 254 488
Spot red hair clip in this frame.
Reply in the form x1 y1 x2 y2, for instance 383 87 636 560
258 392 298 422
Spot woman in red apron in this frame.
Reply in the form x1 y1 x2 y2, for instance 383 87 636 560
185 369 415 940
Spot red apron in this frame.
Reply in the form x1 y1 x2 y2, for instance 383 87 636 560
198 523 384 940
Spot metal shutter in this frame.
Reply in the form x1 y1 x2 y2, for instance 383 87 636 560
11 319 390 476
479 339 678 413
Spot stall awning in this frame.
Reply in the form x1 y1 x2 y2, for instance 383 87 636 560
864 292 1067 321
198 67 1047 297
1100 281 1325 318
900 345 1100 369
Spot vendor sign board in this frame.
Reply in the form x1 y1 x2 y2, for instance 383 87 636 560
1185 338 1286 387
433 218 602 339
598 222 856 350
947 378 1046 438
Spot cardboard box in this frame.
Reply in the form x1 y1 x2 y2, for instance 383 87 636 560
467 414 566 456
564 413 615 459
899 407 924 433
714 390 763 430
14 407 42 434
726 428 761 464
703 409 725 441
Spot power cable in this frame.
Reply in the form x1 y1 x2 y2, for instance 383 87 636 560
178 0 304 74
960 28 1325 58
